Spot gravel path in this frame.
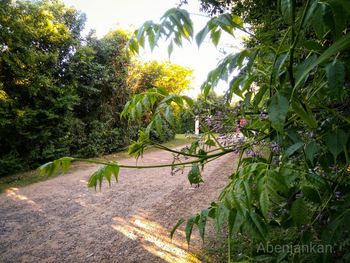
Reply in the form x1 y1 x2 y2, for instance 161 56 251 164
0 147 235 263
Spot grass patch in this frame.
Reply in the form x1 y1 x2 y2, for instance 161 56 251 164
0 134 193 193
161 133 195 148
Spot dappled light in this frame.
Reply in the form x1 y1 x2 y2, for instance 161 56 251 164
5 188 42 212
112 213 201 263
1 0 349 261
79 179 87 185
6 187 33 202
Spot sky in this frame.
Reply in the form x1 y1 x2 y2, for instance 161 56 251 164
62 0 245 97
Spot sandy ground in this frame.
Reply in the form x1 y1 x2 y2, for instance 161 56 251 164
0 147 236 263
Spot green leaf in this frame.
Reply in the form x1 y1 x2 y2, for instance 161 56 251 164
38 161 56 177
268 93 289 132
128 130 151 158
325 129 348 161
291 99 317 129
326 61 345 98
129 8 193 54
311 3 328 39
272 52 288 83
305 172 330 191
241 180 252 205
211 29 221 47
147 28 156 50
302 185 322 204
187 163 204 185
88 166 104 189
267 170 289 196
304 141 320 165
242 75 256 94
228 76 244 99
326 0 347 38
215 202 229 231
154 114 163 134
87 163 120 189
301 40 324 52
107 163 120 183
302 0 318 28
170 218 185 239
253 85 268 107
205 139 216 147
216 14 243 34
198 209 209 241
294 54 317 86
337 0 350 16
185 216 196 246
283 142 304 160
195 26 210 47
127 38 139 54
259 188 270 220
136 102 143 118
60 157 74 173
231 191 247 216
322 209 350 243
230 209 244 234
287 129 302 143
231 14 243 27
291 198 309 226
295 33 350 89
142 95 150 109
164 106 174 126
182 95 194 107
39 157 74 176
323 5 337 38
247 212 267 240
281 0 294 24
201 82 212 98
335 0 350 18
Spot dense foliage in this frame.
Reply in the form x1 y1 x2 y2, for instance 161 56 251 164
176 92 236 134
67 30 133 157
126 1 350 262
41 0 350 262
127 60 194 141
0 0 85 174
128 60 193 94
0 0 193 176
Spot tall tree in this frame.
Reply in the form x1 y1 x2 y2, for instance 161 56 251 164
128 60 193 94
67 30 133 156
0 0 85 174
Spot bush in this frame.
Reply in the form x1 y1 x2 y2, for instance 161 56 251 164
149 123 175 143
176 110 194 134
0 152 27 176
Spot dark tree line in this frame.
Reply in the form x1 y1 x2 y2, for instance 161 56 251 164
0 0 193 176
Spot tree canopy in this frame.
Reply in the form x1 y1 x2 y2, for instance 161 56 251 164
0 0 86 174
128 60 193 94
0 0 193 175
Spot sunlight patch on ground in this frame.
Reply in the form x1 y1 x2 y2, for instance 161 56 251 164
112 213 201 263
5 187 43 212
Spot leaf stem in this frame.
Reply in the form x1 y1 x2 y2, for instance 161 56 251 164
73 149 233 170
290 0 312 97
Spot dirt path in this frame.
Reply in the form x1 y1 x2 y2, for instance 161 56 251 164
0 147 236 263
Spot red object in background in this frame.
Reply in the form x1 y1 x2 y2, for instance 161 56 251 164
239 118 248 127
236 118 247 134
